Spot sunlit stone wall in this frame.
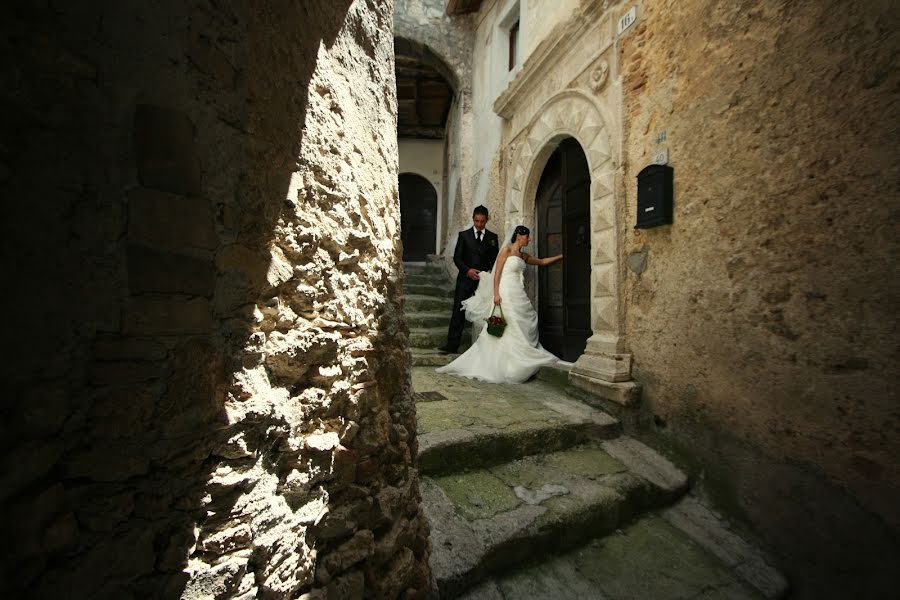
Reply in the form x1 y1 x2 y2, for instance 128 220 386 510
0 1 429 598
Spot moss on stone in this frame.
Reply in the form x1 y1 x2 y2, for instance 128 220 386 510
571 517 763 600
434 470 521 521
543 443 626 479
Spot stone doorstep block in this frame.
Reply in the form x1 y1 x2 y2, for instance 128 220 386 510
663 496 789 600
569 370 642 408
423 446 685 598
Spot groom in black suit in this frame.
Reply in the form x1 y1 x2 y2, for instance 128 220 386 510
439 205 499 353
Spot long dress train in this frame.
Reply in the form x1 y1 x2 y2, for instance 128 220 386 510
436 255 558 383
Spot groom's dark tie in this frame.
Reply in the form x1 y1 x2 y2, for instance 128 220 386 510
476 231 482 243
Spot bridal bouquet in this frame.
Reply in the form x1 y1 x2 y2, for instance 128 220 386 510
486 304 507 338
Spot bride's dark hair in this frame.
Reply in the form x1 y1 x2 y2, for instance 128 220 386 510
511 225 530 243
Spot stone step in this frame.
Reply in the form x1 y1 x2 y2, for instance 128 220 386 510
403 262 446 277
411 348 457 367
405 273 450 287
413 368 621 476
403 294 453 312
409 326 469 350
404 283 453 297
423 438 690 598
405 311 450 329
458 504 782 600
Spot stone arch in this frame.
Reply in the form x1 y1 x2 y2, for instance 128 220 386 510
506 90 624 364
394 36 461 95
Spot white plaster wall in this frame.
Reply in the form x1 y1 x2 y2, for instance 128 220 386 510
464 0 581 237
522 0 580 57
399 138 445 252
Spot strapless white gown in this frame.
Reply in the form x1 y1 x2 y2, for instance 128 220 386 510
436 256 558 383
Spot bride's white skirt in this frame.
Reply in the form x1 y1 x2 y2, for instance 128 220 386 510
436 264 557 384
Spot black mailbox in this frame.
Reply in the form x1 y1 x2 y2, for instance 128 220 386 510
635 164 673 228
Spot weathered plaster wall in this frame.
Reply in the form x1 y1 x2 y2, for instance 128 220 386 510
621 0 899 596
0 1 428 599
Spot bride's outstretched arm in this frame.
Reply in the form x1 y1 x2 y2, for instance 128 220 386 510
524 253 564 266
493 248 509 305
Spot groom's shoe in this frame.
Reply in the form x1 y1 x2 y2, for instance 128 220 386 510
437 345 457 354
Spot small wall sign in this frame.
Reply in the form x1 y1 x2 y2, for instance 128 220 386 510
652 148 669 165
618 6 637 35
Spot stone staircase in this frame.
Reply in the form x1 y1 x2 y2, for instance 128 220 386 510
403 262 470 366
411 367 788 600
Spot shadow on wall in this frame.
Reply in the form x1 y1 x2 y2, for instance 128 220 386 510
640 407 900 600
1 2 427 598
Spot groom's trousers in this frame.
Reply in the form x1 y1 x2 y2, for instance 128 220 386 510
445 277 477 352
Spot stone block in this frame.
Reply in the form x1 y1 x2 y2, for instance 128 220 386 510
123 296 212 335
133 104 202 195
127 187 217 251
127 244 215 296
569 371 642 408
92 337 168 361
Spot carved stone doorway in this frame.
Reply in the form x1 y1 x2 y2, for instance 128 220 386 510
536 137 592 361
399 172 438 261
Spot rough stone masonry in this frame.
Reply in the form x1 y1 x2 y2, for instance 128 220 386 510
0 1 428 599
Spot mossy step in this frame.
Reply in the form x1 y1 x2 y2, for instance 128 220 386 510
459 512 771 600
409 327 470 350
405 273 450 286
405 311 451 328
403 263 446 277
403 294 453 312
423 438 689 598
404 283 453 296
414 369 621 476
412 348 458 367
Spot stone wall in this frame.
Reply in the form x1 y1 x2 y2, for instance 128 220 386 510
620 0 899 596
0 1 429 599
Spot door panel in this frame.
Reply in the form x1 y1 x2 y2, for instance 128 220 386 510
399 173 437 261
538 138 592 361
537 151 564 358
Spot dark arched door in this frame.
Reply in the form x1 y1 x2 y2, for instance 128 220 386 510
536 138 592 361
399 173 437 261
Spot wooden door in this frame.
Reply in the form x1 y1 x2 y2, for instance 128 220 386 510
537 138 592 361
399 173 437 261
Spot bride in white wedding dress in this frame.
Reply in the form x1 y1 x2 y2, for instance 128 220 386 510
436 225 564 384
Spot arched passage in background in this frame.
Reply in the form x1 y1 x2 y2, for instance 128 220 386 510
399 172 438 261
394 37 456 255
535 137 592 361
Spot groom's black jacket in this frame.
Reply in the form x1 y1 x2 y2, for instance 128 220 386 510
453 228 499 280
443 227 499 350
